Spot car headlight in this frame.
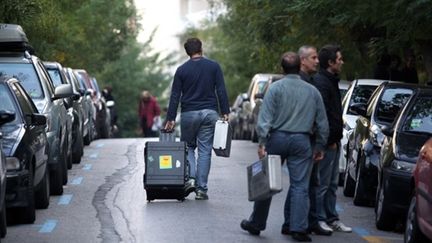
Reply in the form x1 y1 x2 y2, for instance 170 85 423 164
6 157 21 170
391 160 415 173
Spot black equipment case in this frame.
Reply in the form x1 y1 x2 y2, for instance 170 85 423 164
143 132 187 201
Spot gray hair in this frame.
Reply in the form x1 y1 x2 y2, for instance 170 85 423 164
298 45 317 58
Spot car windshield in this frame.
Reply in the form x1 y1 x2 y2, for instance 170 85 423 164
47 69 63 87
402 96 432 134
347 85 377 115
376 88 413 123
257 80 267 94
0 84 18 124
0 63 44 99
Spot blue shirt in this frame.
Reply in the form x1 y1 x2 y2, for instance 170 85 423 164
167 57 230 121
257 74 329 151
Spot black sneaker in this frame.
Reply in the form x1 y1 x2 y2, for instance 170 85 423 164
240 220 260 236
195 190 208 200
291 232 312 242
184 179 195 197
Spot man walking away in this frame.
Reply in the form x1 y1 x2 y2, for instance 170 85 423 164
313 44 352 233
240 52 329 242
164 38 230 200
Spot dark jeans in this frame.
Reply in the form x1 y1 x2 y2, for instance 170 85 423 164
140 118 156 137
248 131 313 233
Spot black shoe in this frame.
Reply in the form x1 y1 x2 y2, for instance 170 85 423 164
240 220 260 236
291 232 312 242
309 224 332 236
281 225 290 235
184 179 195 197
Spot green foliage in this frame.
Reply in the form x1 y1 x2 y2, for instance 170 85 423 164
0 0 173 137
185 0 432 103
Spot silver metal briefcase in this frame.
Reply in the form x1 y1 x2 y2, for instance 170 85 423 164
247 155 282 201
212 120 232 157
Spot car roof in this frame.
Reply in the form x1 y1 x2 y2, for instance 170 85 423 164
339 80 351 89
43 61 62 69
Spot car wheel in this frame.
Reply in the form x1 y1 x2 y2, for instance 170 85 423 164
35 168 50 209
353 155 370 206
61 146 68 185
0 201 6 238
72 132 83 164
21 163 35 224
84 131 91 145
405 194 427 243
375 179 396 230
343 164 355 197
50 160 64 196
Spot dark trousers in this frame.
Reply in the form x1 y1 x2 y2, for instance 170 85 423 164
248 131 313 233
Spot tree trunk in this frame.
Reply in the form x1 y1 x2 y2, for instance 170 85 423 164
418 40 432 84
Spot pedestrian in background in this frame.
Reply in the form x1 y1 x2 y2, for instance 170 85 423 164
138 90 161 137
164 37 230 200
240 52 329 242
313 44 352 233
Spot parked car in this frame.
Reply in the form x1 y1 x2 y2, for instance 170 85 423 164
0 109 14 236
229 93 248 139
405 138 432 243
344 82 416 206
44 61 77 169
0 76 49 223
339 79 387 185
247 74 284 142
339 79 351 100
0 24 73 195
90 77 111 139
375 87 432 230
68 68 95 146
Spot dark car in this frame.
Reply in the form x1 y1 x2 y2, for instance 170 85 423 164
405 138 432 243
0 76 49 224
66 67 94 147
0 110 14 237
375 87 432 230
44 61 77 169
344 82 416 206
229 93 248 139
0 24 73 195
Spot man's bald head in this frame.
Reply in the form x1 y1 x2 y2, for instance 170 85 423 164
281 52 300 74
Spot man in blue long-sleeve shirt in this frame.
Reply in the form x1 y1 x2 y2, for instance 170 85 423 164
240 52 328 242
165 38 230 200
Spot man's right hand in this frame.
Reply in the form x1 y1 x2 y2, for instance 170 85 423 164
313 150 324 162
164 120 175 132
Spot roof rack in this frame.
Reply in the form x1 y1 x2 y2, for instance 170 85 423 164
0 23 34 54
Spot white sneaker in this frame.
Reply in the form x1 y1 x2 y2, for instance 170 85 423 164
329 220 352 233
318 221 334 232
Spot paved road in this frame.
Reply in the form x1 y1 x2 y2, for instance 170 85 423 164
3 139 404 243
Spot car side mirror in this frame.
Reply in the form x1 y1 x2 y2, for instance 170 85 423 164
31 113 46 126
0 110 15 126
381 125 394 137
349 103 367 117
53 84 74 100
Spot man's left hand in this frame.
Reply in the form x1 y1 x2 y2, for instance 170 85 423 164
222 114 229 121
258 145 266 159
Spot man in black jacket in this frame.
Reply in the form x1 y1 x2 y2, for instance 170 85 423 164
313 45 352 233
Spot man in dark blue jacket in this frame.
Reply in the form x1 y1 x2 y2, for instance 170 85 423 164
313 45 352 233
165 38 230 200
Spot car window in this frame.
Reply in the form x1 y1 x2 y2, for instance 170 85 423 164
47 69 63 87
0 63 44 99
402 96 432 134
12 83 36 115
256 80 267 95
375 88 413 123
36 61 55 95
347 85 377 115
0 84 17 115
